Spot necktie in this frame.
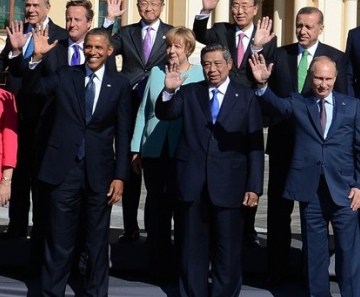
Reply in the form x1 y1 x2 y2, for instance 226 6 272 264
71 44 81 66
85 73 96 123
298 49 309 93
237 32 245 68
211 89 220 124
319 98 327 135
143 27 152 63
77 73 96 160
24 36 34 59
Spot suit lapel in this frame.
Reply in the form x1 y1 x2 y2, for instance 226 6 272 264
326 93 345 139
149 22 167 65
130 23 145 65
196 82 213 123
227 25 237 68
305 95 323 137
90 70 113 124
217 82 240 122
288 44 299 92
73 66 86 124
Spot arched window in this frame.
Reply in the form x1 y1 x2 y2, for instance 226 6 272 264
0 0 24 31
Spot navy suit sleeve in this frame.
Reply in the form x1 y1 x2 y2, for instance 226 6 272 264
155 90 183 120
345 30 356 97
258 87 293 119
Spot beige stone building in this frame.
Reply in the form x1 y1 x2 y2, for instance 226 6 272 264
1 0 360 64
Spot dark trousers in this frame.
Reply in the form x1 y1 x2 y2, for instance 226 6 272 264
266 153 294 276
42 160 112 297
8 119 38 235
177 189 244 297
142 157 178 276
300 176 360 297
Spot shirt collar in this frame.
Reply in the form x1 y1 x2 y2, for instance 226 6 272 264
317 93 334 105
85 64 105 81
236 22 254 39
141 19 161 31
298 41 319 57
209 77 231 94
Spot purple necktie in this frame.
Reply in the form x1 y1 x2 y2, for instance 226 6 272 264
143 27 152 63
71 44 81 66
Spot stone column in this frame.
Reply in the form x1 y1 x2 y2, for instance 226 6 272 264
273 0 285 46
293 0 309 42
214 0 230 22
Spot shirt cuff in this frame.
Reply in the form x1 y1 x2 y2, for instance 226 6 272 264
162 90 174 101
195 14 210 20
255 85 268 96
103 18 115 28
28 58 41 69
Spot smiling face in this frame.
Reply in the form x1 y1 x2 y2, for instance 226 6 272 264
230 0 258 31
166 37 188 67
201 50 232 87
310 58 337 99
84 34 114 72
296 12 323 48
66 6 92 43
137 1 164 25
25 0 50 25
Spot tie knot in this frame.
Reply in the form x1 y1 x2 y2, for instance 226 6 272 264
302 49 309 57
212 88 219 97
73 44 79 51
239 32 245 41
146 26 152 33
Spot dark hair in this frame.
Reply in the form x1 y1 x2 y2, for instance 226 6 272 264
200 43 232 63
297 6 324 26
84 28 111 46
66 0 94 21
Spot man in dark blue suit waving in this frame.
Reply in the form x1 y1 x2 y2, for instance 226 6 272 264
156 44 264 297
24 27 131 297
250 53 360 297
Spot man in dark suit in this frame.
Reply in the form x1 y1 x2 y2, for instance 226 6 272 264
25 27 131 296
264 6 348 285
251 53 360 297
345 26 360 98
0 0 68 239
103 0 173 242
155 44 264 297
193 0 276 246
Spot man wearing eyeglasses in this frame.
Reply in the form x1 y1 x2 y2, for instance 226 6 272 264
193 0 276 248
103 0 172 247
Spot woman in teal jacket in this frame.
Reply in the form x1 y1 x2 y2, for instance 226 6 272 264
131 26 204 281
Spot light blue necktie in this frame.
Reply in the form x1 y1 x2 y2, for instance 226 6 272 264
23 24 34 59
211 88 220 123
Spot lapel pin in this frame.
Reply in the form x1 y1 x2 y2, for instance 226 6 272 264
342 102 346 105
235 93 239 97
107 84 111 87
162 36 166 39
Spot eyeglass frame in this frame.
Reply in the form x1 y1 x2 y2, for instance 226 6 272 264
231 3 255 12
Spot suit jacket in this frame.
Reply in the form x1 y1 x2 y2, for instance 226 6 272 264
155 79 264 207
266 42 347 156
260 88 360 206
345 26 360 98
131 64 204 157
109 20 173 87
193 18 277 88
1 20 68 121
0 88 18 179
24 64 132 193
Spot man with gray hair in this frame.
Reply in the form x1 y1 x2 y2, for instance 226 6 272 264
0 0 67 240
